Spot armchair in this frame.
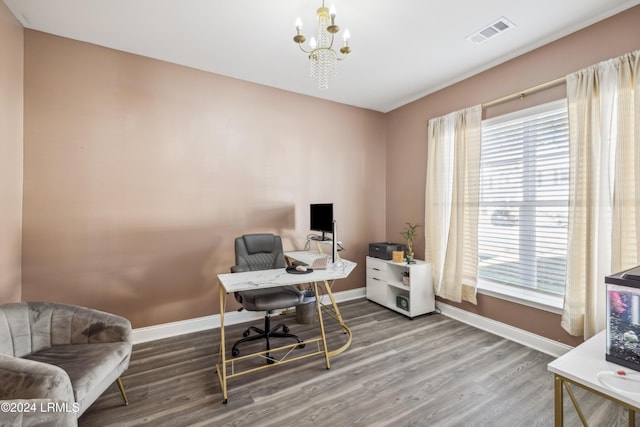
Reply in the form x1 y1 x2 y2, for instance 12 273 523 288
0 302 132 425
231 234 304 362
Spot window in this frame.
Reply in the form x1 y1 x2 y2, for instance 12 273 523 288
478 100 569 299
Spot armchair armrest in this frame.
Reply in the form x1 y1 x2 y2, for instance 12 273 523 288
230 265 250 273
0 355 73 402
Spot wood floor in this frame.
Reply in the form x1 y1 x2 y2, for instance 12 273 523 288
80 299 636 427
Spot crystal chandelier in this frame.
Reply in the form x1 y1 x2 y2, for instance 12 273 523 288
293 1 351 90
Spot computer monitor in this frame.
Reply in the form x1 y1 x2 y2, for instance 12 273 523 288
310 203 333 241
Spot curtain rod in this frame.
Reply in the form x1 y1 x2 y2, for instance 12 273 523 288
482 76 566 108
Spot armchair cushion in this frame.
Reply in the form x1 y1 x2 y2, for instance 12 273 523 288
25 342 130 412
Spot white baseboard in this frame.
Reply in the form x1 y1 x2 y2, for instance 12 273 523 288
132 287 366 344
133 289 571 358
436 301 573 358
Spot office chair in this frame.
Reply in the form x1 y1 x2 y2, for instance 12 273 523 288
230 233 305 362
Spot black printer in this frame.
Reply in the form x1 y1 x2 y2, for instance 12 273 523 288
368 242 406 260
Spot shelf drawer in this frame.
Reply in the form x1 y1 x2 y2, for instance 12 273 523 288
366 277 387 303
366 257 388 281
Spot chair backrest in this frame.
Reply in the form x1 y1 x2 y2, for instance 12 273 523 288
0 302 131 357
234 234 286 271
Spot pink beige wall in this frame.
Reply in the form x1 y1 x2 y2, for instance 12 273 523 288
14 5 640 338
22 31 387 328
0 2 23 303
386 5 640 346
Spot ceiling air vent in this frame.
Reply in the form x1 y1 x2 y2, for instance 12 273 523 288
467 17 515 45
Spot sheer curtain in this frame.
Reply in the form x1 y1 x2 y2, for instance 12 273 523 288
562 50 640 339
425 105 482 304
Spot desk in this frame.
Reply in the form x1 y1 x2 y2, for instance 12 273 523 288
548 331 640 426
216 257 356 403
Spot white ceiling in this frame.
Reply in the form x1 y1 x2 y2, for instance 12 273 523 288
4 0 640 112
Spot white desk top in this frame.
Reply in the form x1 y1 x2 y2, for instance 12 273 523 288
217 258 357 293
548 330 640 408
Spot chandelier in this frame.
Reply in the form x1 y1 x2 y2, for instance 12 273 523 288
293 1 351 90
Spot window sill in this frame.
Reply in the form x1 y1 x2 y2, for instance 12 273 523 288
476 279 564 314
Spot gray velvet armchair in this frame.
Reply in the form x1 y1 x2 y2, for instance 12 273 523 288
0 302 132 426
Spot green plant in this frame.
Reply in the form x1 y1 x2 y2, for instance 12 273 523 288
399 222 422 257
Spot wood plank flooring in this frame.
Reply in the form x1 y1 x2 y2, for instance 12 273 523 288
80 299 636 426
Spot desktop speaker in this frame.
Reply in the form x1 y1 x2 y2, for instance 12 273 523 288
396 295 409 311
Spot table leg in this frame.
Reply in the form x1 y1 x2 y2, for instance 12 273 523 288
629 408 635 427
554 374 563 427
320 278 353 358
313 281 330 369
323 279 347 329
218 285 228 403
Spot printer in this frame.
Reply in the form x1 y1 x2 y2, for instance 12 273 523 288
368 242 406 260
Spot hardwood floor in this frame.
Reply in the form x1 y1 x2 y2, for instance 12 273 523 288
80 299 635 426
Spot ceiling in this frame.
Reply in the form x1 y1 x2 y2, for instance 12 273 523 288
4 0 640 112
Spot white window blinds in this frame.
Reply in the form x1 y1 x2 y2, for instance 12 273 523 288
478 99 569 295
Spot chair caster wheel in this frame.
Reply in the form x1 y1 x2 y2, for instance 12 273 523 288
283 325 290 333
298 342 305 349
242 330 250 337
232 348 240 357
223 399 228 404
267 357 275 365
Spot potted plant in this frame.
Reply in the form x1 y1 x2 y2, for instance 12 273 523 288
400 222 421 264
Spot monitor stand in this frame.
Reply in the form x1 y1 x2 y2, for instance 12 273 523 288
332 220 337 263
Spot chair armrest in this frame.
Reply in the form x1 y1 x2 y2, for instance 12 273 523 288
0 355 74 402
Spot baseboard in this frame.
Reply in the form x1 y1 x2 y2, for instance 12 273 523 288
134 290 572 358
132 287 367 344
436 301 573 358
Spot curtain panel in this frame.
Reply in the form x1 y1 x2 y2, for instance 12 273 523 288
425 105 482 304
562 50 640 339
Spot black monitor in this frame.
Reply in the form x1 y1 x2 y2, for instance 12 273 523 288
310 203 333 240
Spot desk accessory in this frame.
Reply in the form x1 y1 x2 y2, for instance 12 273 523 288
286 266 313 274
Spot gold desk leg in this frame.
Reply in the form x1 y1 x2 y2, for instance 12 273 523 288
218 283 228 403
554 374 563 427
564 381 588 426
323 277 352 358
313 281 330 369
323 279 346 328
629 408 635 427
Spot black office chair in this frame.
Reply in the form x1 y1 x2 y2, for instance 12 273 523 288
230 233 305 361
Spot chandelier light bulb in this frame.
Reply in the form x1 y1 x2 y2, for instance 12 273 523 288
343 29 350 42
295 17 302 32
310 37 317 49
329 4 336 18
